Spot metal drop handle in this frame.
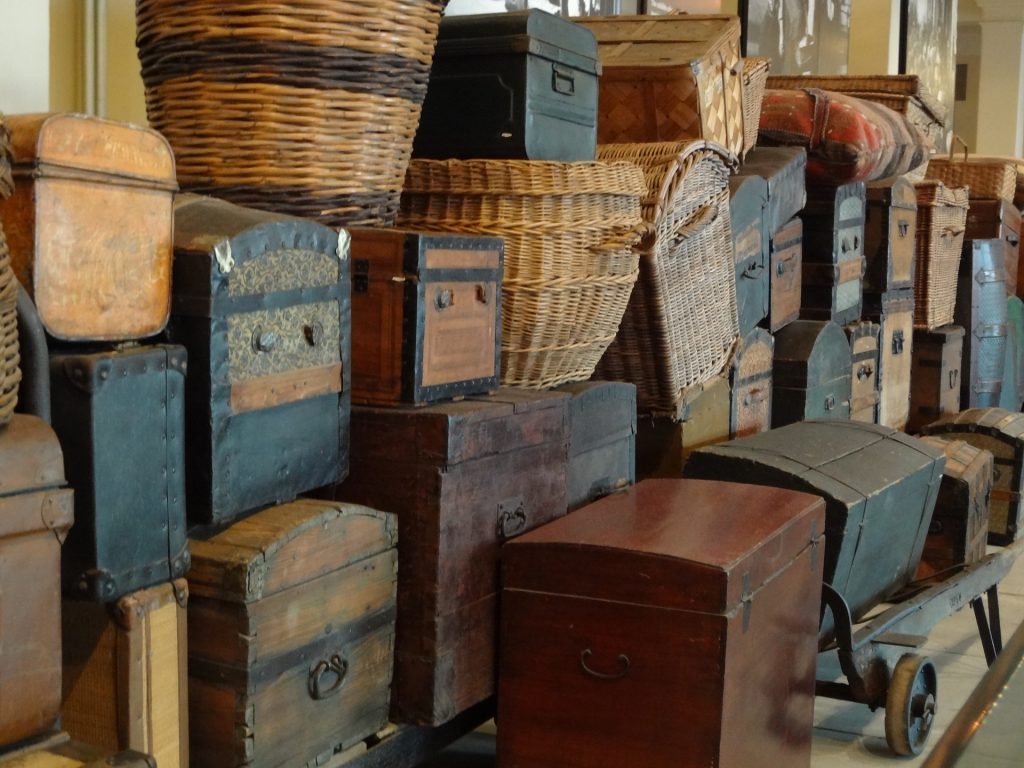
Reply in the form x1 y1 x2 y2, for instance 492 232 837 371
857 364 874 381
898 220 910 237
580 649 630 681
950 369 960 389
308 654 348 700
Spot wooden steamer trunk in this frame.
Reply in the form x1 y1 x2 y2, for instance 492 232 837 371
636 374 731 479
0 415 73 747
916 437 993 579
498 479 826 768
0 734 154 768
578 15 745 156
556 381 636 511
800 182 866 326
864 290 915 431
922 408 1024 545
334 389 569 725
965 199 1021 294
167 195 350 524
955 234 1008 409
909 325 965 433
62 580 189 768
771 319 852 427
187 499 397 768
768 216 804 333
844 322 880 423
863 178 917 296
685 420 945 642
730 328 773 438
0 113 175 341
49 344 189 601
413 10 600 161
729 174 769 335
349 228 502 406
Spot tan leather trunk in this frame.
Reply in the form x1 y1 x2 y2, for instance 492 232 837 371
61 580 189 768
0 113 176 341
0 415 73 748
186 499 397 768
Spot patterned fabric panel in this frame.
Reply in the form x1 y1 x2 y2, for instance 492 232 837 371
227 301 340 383
228 248 339 297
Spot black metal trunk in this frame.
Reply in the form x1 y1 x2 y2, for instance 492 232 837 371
167 195 350 525
49 343 189 601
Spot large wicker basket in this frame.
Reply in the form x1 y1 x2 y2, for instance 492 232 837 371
594 141 738 418
741 57 770 157
399 159 646 389
0 115 19 427
915 180 970 330
135 0 444 227
927 139 1018 202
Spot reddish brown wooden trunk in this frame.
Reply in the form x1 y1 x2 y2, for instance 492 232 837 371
909 325 964 433
498 479 825 768
332 389 569 725
0 415 73 747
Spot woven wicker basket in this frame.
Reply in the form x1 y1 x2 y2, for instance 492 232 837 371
0 115 18 428
0 114 11 200
594 141 738 418
399 159 646 389
741 57 770 157
136 0 444 227
914 180 969 330
927 138 1018 202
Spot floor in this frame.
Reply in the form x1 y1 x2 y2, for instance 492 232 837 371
422 547 1024 767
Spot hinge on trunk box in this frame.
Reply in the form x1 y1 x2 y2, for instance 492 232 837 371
353 259 369 293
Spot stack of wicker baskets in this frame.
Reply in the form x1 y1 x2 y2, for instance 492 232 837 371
135 0 444 227
0 114 20 427
594 141 738 418
399 159 646 389
914 180 970 330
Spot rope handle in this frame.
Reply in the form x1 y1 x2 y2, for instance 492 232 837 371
670 204 720 246
941 226 966 239
589 222 653 257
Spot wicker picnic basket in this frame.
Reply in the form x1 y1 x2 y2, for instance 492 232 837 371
594 141 738 418
927 138 1018 202
914 180 970 330
399 159 646 389
0 115 20 427
741 57 770 157
135 0 444 227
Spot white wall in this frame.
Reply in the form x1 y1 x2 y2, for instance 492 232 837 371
0 0 50 112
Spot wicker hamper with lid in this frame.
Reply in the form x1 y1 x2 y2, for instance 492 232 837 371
928 140 1018 202
0 114 19 428
399 159 646 389
135 0 444 227
915 180 970 330
594 140 738 418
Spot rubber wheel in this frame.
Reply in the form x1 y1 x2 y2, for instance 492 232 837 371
885 654 938 756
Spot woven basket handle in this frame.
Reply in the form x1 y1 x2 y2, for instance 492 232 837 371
941 226 966 240
949 134 969 163
670 204 719 246
590 222 653 256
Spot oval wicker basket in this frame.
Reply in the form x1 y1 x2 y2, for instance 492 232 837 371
0 115 19 428
914 180 970 330
136 0 444 227
594 141 739 418
400 159 646 389
927 138 1018 202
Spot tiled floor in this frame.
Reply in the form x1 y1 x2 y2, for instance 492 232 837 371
423 548 1024 767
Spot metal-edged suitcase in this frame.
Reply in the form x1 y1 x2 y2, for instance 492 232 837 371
845 321 880 424
955 236 1007 409
767 216 803 333
800 182 866 327
729 174 769 335
771 319 852 427
863 177 917 296
909 325 965 433
865 289 915 431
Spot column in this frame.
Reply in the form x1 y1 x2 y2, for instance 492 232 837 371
0 0 49 112
976 0 1024 156
847 0 902 75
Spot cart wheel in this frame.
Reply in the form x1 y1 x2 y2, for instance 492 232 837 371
885 654 938 756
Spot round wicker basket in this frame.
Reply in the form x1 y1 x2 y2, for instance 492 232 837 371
135 0 444 227
400 159 647 389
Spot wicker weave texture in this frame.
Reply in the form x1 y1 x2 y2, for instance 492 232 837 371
0 226 20 428
400 159 646 389
741 57 770 158
594 141 738 418
0 115 12 200
927 156 1018 202
136 0 444 227
914 181 969 330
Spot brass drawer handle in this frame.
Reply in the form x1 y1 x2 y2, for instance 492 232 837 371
308 653 348 700
580 649 630 681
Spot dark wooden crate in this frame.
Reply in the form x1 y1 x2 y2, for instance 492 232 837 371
187 499 397 768
332 389 569 726
0 415 73 747
771 319 851 427
729 174 769 335
863 178 917 294
49 344 189 601
167 195 350 525
498 479 825 768
349 228 502 406
909 325 965 434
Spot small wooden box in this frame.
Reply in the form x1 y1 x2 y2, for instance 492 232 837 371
909 325 965 434
916 437 993 579
498 479 825 768
864 177 917 294
865 289 915 431
730 328 773 438
349 228 503 406
772 320 851 427
187 499 397 768
845 321 880 424
800 183 866 327
0 113 176 341
768 216 803 333
62 580 188 768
